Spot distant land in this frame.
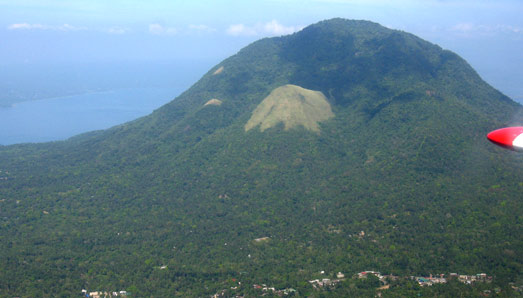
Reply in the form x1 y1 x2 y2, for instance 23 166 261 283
0 59 216 144
0 87 182 145
0 59 215 107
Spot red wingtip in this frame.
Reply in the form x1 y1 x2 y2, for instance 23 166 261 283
487 127 523 150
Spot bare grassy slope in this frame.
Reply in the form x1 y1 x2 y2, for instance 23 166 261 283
245 84 334 132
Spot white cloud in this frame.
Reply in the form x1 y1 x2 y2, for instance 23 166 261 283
227 20 302 37
264 20 302 36
226 24 258 36
8 23 45 30
452 23 475 32
149 23 177 35
7 23 87 31
105 27 129 34
8 22 133 35
188 24 216 33
451 23 522 35
59 24 86 31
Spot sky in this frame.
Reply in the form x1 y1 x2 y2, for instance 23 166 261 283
1 0 522 100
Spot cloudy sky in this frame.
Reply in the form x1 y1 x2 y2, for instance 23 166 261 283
1 0 522 99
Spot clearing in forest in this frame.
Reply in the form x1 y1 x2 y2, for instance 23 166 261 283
204 98 223 106
245 84 334 133
213 66 224 75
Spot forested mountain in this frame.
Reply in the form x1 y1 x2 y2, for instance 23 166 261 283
1 19 522 297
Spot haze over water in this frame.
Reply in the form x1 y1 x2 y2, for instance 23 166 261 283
0 87 182 145
0 60 214 145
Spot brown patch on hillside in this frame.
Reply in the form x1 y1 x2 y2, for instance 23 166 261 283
245 84 334 133
213 66 224 75
204 99 223 106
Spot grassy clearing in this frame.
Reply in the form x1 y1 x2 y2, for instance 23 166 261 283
245 84 334 133
204 98 223 106
213 66 224 75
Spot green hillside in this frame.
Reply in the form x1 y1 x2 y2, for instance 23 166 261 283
1 19 522 297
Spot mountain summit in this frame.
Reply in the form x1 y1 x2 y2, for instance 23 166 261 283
0 19 522 296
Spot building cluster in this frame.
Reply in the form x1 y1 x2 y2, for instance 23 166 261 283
81 290 128 297
411 274 447 286
252 284 297 295
453 273 492 284
357 271 399 283
357 270 382 279
356 270 494 288
510 283 523 293
308 278 338 288
411 272 491 286
309 272 346 289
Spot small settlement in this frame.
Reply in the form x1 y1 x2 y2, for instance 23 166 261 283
410 272 492 286
309 272 346 289
81 270 500 297
210 269 497 297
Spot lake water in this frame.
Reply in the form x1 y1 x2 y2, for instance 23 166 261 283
0 87 181 145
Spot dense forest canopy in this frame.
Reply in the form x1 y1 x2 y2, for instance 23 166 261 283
0 19 522 297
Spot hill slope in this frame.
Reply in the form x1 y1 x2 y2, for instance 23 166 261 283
0 18 522 297
244 84 334 132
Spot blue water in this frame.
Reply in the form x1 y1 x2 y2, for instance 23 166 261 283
0 87 181 145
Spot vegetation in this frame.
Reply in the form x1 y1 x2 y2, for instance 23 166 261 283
0 18 522 297
244 84 334 132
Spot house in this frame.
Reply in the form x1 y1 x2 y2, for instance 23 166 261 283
431 277 447 284
358 271 381 279
309 278 341 288
322 278 332 286
308 279 322 288
417 277 433 286
477 273 487 280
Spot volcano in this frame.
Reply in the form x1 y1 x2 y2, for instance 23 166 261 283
0 18 522 296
